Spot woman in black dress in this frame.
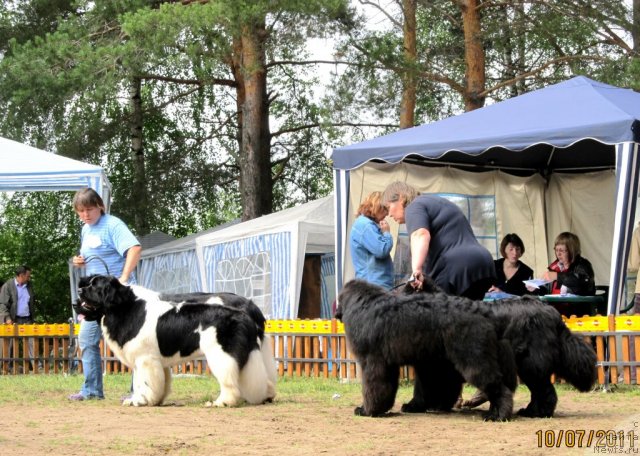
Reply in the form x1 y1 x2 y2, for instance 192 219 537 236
488 233 534 296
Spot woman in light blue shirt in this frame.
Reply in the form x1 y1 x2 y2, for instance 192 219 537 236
68 188 141 402
350 191 394 290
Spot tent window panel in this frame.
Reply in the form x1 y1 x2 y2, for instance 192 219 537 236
213 251 273 318
150 266 193 294
393 194 499 274
141 252 202 294
437 193 498 257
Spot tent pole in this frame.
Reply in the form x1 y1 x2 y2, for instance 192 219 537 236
609 142 640 315
333 169 350 302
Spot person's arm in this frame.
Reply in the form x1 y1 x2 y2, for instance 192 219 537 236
359 221 393 258
557 258 595 295
119 245 141 284
410 228 431 287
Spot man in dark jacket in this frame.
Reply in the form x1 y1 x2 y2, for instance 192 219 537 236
0 265 37 371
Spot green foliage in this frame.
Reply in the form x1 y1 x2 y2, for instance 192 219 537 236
4 0 634 318
0 0 77 52
0 0 347 231
326 0 635 137
0 192 79 322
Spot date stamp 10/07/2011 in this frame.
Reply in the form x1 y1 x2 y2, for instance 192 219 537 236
536 429 638 452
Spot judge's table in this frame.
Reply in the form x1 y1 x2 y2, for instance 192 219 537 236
538 294 606 317
484 292 605 317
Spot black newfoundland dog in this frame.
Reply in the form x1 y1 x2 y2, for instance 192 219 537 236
405 278 598 418
335 279 517 421
74 275 277 407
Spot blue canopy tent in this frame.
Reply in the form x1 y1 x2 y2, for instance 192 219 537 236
332 76 640 314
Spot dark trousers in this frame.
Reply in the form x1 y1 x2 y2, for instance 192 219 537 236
10 316 35 370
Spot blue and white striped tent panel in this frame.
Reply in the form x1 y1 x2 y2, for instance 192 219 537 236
320 253 335 318
138 249 202 293
201 231 291 319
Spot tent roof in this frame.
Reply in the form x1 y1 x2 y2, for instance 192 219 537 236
141 219 240 258
196 196 334 253
0 137 111 201
331 76 640 171
138 231 177 251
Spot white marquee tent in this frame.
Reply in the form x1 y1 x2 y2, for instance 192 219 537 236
0 136 111 307
138 196 336 319
0 136 111 205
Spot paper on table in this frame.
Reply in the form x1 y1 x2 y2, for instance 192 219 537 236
523 278 552 289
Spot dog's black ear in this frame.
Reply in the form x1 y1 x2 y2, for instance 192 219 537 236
400 283 418 295
421 275 442 293
94 276 119 308
399 275 442 295
334 304 343 320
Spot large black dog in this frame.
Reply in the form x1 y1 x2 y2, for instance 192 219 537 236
74 275 277 407
407 279 597 418
335 279 517 421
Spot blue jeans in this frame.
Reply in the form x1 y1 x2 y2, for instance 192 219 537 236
78 320 104 398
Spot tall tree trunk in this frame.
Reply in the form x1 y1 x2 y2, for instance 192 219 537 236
129 77 149 235
400 0 417 129
634 0 640 55
239 19 272 221
459 0 485 111
231 35 245 157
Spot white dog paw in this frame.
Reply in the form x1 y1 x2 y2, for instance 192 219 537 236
213 398 229 407
122 396 147 407
212 396 238 407
203 400 228 408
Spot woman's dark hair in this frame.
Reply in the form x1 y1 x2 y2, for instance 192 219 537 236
499 233 525 258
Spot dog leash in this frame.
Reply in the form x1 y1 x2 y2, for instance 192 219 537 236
82 255 110 276
391 276 416 291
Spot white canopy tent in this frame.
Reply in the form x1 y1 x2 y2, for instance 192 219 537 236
138 196 336 319
195 196 335 319
0 136 111 205
0 136 112 308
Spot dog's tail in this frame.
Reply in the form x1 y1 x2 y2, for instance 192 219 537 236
239 346 276 404
555 322 597 391
259 334 278 386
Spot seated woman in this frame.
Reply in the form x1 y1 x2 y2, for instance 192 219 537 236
488 233 534 296
539 231 595 296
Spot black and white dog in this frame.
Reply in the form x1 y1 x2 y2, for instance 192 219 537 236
75 275 277 407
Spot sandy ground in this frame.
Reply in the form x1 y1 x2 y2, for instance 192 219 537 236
2 384 640 456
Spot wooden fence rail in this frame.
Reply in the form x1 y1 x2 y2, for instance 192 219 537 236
1 316 639 386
